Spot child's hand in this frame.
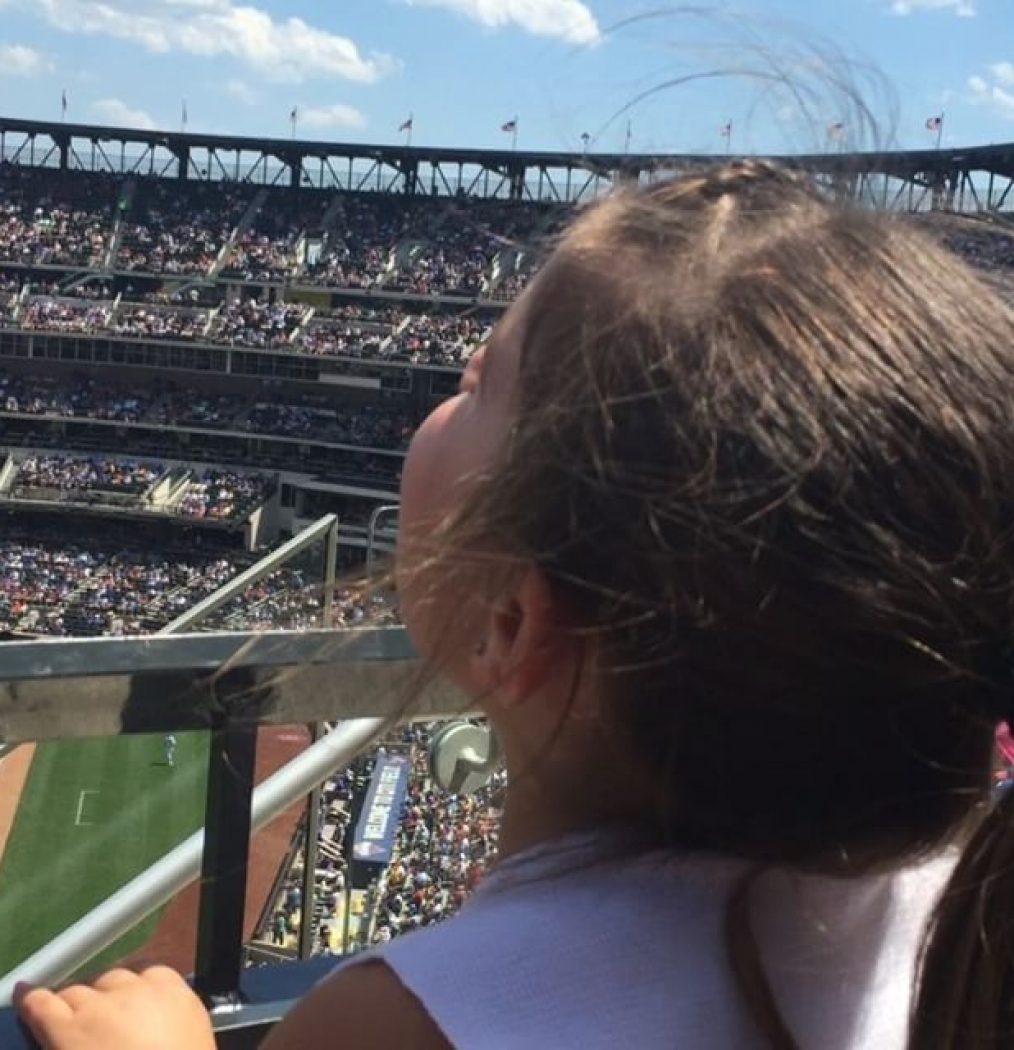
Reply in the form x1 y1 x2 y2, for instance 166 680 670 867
15 966 216 1050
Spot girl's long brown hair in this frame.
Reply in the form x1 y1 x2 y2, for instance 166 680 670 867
413 161 1014 1047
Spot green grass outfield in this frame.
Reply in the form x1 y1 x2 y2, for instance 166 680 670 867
0 731 209 976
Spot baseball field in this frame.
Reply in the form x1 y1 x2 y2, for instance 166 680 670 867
0 731 209 976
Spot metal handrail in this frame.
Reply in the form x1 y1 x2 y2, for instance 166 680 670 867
0 627 463 744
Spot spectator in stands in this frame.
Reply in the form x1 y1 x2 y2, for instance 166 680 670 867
21 163 1014 1050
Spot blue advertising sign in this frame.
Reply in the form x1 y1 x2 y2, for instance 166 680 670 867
352 751 411 866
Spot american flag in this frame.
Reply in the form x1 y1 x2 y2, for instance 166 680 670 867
719 121 732 138
926 115 943 131
828 121 845 138
501 119 517 133
399 116 413 132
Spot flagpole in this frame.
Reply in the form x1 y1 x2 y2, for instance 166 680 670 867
726 120 732 157
290 108 297 140
512 116 518 152
406 115 413 148
624 119 632 155
936 112 945 151
181 100 187 134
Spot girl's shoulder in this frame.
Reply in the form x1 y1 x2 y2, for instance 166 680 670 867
262 959 451 1050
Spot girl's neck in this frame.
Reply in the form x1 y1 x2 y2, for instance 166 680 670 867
495 773 650 863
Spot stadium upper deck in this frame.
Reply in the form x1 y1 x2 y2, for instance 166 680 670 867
0 117 1011 531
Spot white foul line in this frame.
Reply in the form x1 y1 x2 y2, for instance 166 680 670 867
74 790 98 827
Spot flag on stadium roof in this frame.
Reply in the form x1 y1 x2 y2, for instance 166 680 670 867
720 121 732 138
501 119 517 133
399 116 413 132
827 121 845 139
926 115 943 131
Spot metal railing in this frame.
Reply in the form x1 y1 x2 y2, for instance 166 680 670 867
0 625 464 1045
0 715 388 1003
0 508 442 1047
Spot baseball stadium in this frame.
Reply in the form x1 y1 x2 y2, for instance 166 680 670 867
0 65 1011 1050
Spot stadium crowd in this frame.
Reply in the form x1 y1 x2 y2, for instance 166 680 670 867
21 296 111 333
0 515 395 638
4 451 272 520
14 454 162 495
0 164 560 298
116 181 252 275
371 729 502 946
176 468 272 520
0 521 245 636
2 285 490 366
0 369 419 451
294 304 399 358
110 303 208 341
0 165 117 269
244 399 415 450
257 719 500 960
0 371 159 423
3 164 1013 320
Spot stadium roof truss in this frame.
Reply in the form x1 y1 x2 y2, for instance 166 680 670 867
0 116 1013 211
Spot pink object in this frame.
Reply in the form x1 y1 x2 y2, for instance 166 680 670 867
996 722 1014 766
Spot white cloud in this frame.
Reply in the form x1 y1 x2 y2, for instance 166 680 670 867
0 42 46 76
992 61 1014 87
403 0 600 45
20 0 396 83
224 78 259 105
297 103 366 131
968 71 1014 120
891 0 975 14
92 97 158 129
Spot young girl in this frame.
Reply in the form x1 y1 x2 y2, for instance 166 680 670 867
16 161 1014 1049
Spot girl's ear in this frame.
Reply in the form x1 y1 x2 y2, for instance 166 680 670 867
470 567 565 707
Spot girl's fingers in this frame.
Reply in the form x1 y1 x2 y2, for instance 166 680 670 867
14 985 75 1043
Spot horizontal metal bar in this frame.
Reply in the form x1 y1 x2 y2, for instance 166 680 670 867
211 998 298 1033
0 629 465 743
0 718 388 1003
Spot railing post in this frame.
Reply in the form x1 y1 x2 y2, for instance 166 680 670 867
193 722 258 1005
322 519 338 627
298 724 324 959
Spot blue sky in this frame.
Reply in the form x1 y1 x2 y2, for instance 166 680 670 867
0 0 1010 155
